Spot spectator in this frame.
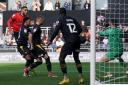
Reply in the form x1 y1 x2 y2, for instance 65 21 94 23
97 15 106 26
96 33 100 46
4 30 13 46
74 0 81 10
0 38 4 47
55 0 61 10
51 40 57 52
102 37 108 49
55 37 64 53
32 0 41 11
43 0 54 11
83 0 90 10
84 28 90 42
0 2 6 11
16 0 22 11
23 0 28 7
81 20 86 31
42 33 49 45
63 0 71 10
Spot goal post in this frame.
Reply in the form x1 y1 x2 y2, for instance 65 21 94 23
90 0 96 85
90 0 128 85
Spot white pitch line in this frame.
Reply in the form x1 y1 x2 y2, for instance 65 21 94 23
101 75 128 84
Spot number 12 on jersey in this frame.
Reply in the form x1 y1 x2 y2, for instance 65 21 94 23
67 23 77 33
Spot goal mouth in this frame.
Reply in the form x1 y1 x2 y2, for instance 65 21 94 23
95 80 128 85
91 0 128 85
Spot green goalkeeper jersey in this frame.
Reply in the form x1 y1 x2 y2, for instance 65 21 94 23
99 27 123 53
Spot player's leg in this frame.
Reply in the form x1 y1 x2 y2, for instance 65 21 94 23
17 45 34 77
58 44 70 84
27 44 44 71
116 53 128 74
99 53 115 78
13 32 19 44
73 51 84 83
43 53 54 78
38 46 52 74
35 44 55 77
116 53 126 67
73 41 84 83
23 54 34 77
28 57 42 70
24 54 34 68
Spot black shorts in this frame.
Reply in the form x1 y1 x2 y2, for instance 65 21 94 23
17 44 31 57
32 43 47 58
60 41 80 57
13 32 19 44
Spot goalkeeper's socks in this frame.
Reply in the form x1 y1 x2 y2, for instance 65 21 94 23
118 58 126 67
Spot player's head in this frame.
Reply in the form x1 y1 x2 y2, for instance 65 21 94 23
35 16 45 26
21 6 28 16
109 19 118 27
23 17 30 27
59 8 67 16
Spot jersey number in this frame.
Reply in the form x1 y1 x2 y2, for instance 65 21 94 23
67 23 77 33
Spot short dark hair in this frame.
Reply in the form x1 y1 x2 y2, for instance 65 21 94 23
59 8 66 15
109 19 118 26
109 19 118 24
21 6 28 10
23 17 30 24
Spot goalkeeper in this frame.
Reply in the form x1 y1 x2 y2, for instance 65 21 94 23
98 19 125 77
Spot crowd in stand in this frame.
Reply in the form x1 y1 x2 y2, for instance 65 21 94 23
5 0 91 11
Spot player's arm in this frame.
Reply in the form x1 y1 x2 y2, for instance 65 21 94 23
99 28 110 36
7 18 13 31
28 30 33 50
50 20 61 43
7 14 16 31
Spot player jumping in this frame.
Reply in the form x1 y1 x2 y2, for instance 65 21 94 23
98 19 125 77
7 6 28 43
48 8 84 84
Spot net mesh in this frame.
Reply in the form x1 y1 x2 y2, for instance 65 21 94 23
95 0 128 84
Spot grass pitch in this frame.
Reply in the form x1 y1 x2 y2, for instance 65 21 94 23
0 62 127 85
0 63 89 85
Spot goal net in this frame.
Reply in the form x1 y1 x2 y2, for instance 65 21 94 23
94 0 128 85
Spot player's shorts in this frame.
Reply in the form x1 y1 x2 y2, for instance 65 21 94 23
106 51 123 60
17 44 31 58
60 41 80 57
13 32 19 43
32 43 47 59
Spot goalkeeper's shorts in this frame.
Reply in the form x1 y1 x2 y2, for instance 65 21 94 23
106 52 123 60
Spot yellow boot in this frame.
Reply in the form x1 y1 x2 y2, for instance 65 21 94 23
79 77 84 84
59 78 70 84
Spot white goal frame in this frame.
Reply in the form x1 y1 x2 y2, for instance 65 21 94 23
90 0 128 85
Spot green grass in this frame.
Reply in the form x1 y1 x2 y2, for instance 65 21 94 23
96 63 128 84
0 63 90 85
0 63 127 85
